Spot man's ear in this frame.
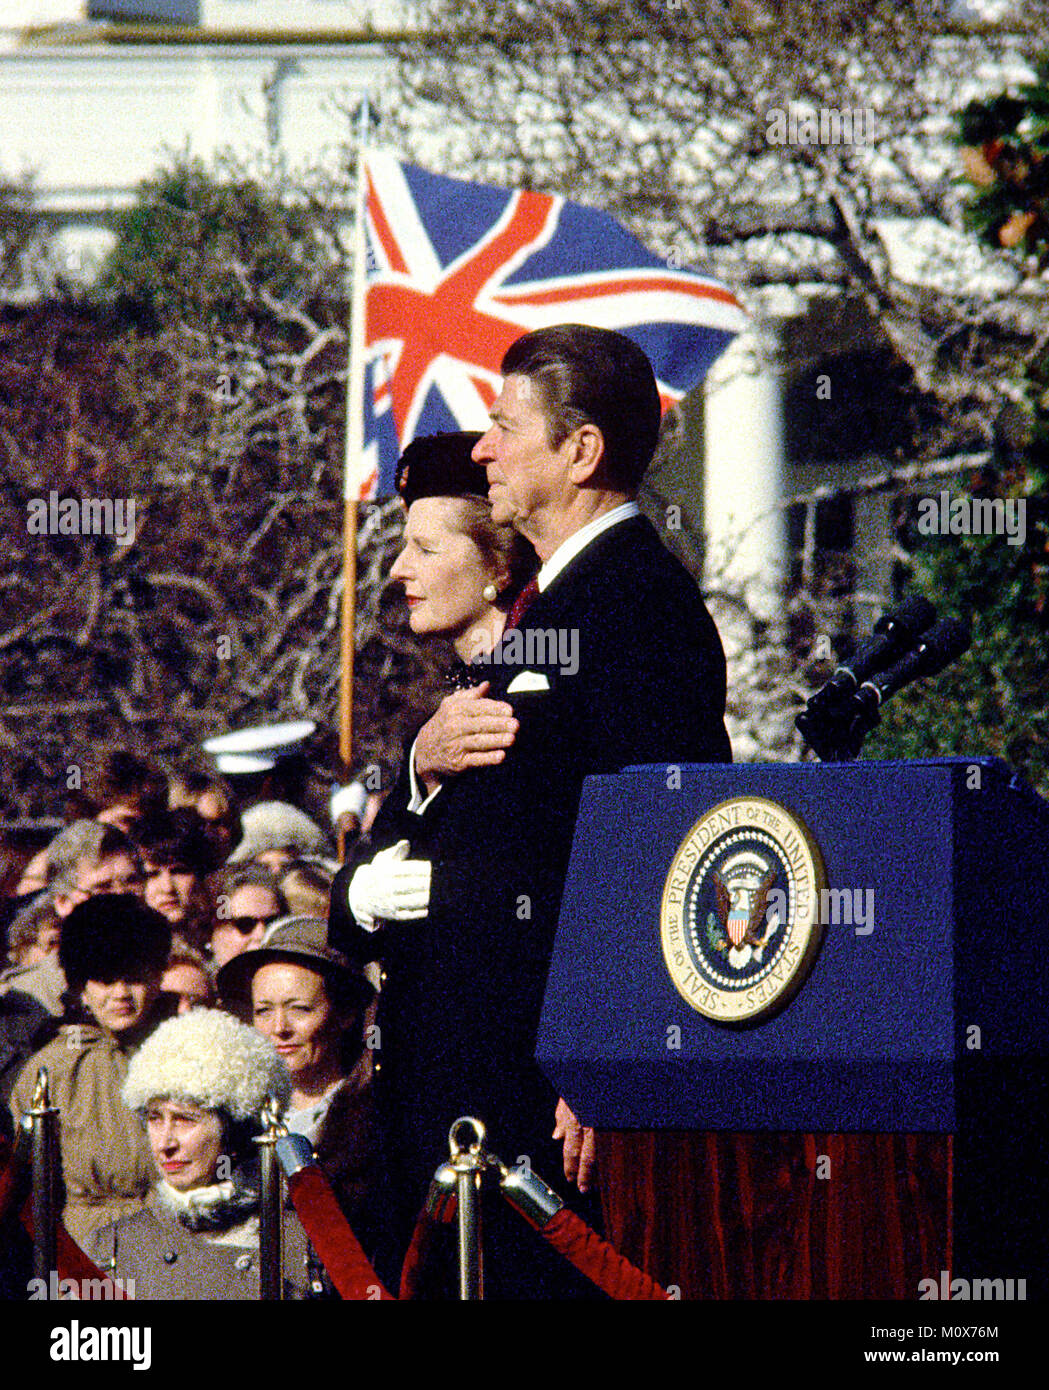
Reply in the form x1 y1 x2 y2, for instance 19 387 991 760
565 423 605 485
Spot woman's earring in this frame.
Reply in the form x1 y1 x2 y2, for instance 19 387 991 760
483 582 498 603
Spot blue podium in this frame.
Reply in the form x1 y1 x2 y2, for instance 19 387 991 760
537 757 1049 1299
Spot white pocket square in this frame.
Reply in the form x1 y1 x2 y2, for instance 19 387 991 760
507 671 550 693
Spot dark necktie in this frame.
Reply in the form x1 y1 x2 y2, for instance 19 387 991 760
504 577 540 632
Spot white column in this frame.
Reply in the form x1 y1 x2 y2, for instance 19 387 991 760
193 48 222 159
703 320 787 621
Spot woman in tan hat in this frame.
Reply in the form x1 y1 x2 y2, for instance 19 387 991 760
217 918 378 1235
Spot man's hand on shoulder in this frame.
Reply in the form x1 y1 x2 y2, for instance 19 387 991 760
414 681 519 793
554 1097 596 1193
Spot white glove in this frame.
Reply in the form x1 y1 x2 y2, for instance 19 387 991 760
347 840 431 930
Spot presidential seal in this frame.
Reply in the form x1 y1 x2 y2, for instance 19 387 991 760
660 796 826 1024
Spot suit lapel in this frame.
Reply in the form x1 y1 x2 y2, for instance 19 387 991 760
478 517 648 699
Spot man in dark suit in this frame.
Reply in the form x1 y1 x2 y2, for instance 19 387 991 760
331 325 731 1295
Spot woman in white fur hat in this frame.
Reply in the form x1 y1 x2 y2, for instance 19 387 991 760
88 1008 317 1299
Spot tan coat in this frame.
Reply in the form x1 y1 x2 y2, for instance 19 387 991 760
9 1023 155 1252
88 1187 315 1300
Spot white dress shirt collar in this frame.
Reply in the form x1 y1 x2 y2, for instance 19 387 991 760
537 501 640 593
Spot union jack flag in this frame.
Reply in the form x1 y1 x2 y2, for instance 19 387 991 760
351 151 746 499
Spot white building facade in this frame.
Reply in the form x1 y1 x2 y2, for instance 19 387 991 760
1 3 397 224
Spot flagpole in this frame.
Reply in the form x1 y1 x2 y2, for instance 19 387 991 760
338 96 371 828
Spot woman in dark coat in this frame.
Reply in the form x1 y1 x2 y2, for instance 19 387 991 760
329 433 608 1297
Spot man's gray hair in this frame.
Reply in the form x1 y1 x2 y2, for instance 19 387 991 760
46 820 134 894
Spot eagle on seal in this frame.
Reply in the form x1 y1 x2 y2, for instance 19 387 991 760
709 867 778 969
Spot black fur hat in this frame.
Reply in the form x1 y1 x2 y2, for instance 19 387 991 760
395 431 486 507
59 893 172 993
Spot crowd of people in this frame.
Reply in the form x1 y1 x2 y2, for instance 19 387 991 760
0 324 732 1301
0 744 383 1298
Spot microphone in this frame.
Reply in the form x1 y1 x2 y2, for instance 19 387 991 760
797 612 970 761
796 595 938 755
812 595 938 707
850 617 973 718
829 617 972 758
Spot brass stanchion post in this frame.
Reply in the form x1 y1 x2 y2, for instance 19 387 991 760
447 1116 489 1301
255 1096 287 1301
25 1067 58 1296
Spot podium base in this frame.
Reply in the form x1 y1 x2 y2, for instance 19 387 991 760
596 1132 951 1300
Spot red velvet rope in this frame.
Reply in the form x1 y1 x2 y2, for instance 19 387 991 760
6 1136 664 1301
398 1198 458 1300
285 1165 394 1300
0 1140 21 1227
19 1201 128 1297
398 1210 438 1300
539 1207 669 1300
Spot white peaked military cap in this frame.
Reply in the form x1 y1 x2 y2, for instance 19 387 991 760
202 721 317 774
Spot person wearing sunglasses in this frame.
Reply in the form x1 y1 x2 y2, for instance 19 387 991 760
205 864 287 968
